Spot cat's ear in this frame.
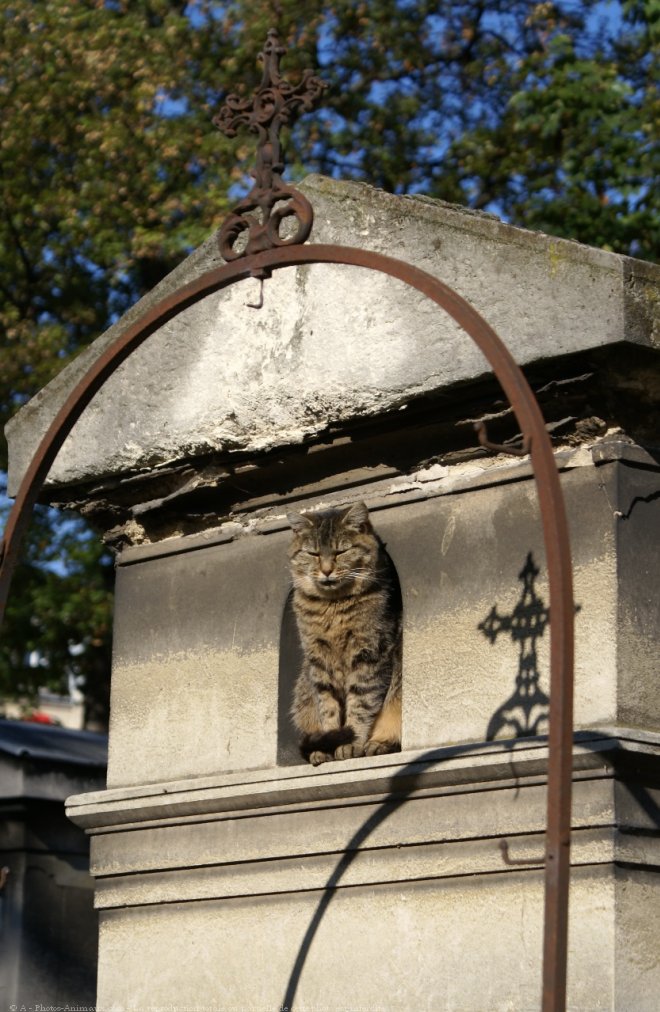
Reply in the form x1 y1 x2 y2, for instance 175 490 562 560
342 501 371 531
287 511 313 533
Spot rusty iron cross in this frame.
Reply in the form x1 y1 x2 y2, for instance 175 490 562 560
213 29 326 263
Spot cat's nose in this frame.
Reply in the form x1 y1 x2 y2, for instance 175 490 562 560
319 558 334 576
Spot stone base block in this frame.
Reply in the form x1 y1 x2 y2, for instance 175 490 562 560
67 733 660 1011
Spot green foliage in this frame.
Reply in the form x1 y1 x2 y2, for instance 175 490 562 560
0 481 114 723
1 0 657 435
0 0 657 717
0 1 236 449
470 4 660 256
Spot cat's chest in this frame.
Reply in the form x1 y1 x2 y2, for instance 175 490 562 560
297 595 378 653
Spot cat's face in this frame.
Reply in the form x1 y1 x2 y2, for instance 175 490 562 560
288 502 379 598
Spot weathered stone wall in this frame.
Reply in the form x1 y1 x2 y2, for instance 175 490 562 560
6 176 659 500
105 446 658 789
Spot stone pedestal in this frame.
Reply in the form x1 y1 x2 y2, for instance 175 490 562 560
67 734 659 1012
5 177 659 1009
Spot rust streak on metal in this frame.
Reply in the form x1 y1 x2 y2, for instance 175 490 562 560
0 241 574 1012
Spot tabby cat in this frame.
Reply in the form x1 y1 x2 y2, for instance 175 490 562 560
287 501 402 766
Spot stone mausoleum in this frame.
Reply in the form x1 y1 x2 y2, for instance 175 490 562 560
5 176 660 1009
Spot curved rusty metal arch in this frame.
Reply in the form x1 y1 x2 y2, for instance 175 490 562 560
0 242 573 1011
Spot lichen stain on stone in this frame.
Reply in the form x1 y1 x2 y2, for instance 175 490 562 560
295 262 311 299
547 241 569 279
625 268 660 346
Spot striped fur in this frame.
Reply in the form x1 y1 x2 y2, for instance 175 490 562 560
287 502 402 766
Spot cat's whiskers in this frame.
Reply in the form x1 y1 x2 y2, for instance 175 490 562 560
346 570 386 586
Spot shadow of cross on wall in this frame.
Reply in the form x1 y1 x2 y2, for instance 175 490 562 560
479 552 551 741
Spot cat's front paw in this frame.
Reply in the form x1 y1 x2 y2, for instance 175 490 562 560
364 739 400 756
334 743 365 760
309 750 334 766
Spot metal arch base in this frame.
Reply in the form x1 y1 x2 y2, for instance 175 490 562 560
0 243 574 1012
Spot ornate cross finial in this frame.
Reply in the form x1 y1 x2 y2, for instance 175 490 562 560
213 29 326 262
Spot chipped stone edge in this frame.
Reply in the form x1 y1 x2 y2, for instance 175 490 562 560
115 434 657 566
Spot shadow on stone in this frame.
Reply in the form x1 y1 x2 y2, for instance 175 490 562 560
280 551 571 1009
277 589 305 766
280 737 525 1011
480 551 551 742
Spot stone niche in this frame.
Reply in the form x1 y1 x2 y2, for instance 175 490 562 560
6 177 660 1010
